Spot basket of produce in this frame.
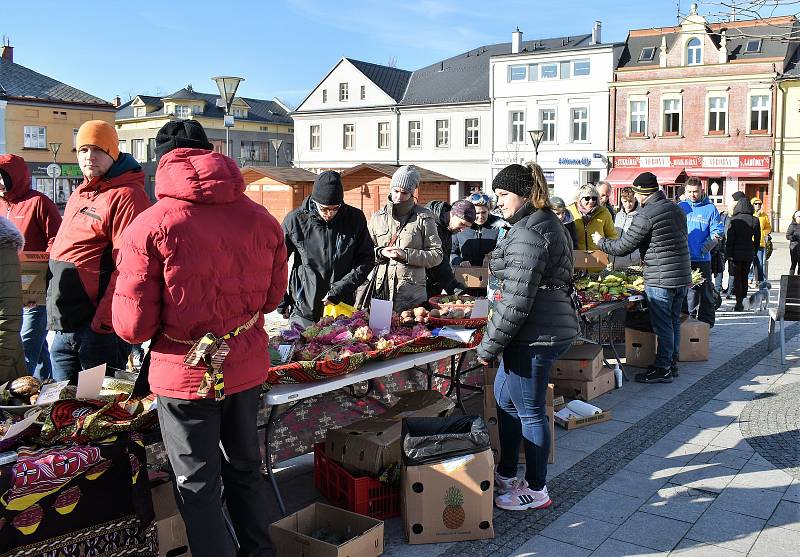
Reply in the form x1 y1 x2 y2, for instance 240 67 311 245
428 294 477 311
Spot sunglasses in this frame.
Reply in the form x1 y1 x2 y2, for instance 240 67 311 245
753 203 762 206
582 196 598 202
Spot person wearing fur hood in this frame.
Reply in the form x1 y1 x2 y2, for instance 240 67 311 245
0 216 25 381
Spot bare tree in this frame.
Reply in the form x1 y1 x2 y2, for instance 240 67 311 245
387 56 398 68
679 1 800 42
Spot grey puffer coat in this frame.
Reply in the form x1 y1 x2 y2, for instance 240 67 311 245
598 190 691 289
476 204 578 361
0 216 25 382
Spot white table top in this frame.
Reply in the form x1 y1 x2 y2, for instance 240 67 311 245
265 347 472 405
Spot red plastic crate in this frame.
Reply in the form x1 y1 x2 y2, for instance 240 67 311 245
313 442 400 519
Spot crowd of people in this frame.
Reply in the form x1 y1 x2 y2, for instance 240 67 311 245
0 115 782 555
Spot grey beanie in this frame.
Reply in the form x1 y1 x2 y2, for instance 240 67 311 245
550 196 566 210
390 165 421 193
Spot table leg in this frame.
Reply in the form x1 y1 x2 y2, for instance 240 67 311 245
263 404 287 517
426 363 433 390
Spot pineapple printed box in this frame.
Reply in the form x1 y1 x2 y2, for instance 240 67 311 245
402 448 495 544
19 251 49 306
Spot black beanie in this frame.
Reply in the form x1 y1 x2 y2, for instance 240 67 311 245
632 172 659 195
155 119 214 160
312 171 344 205
731 191 745 201
492 164 533 197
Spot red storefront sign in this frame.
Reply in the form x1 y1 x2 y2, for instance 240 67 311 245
611 155 770 170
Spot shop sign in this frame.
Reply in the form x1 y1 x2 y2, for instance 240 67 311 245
739 155 770 169
557 156 593 167
28 163 82 178
639 156 670 167
614 157 640 167
612 155 769 170
701 156 738 168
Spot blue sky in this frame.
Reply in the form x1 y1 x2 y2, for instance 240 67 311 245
1 1 794 108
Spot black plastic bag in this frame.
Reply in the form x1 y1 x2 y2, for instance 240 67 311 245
402 416 491 466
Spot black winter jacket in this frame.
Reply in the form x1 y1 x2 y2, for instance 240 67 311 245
451 215 505 267
786 221 800 252
725 198 760 263
280 197 374 321
476 204 578 361
426 201 465 296
597 190 691 289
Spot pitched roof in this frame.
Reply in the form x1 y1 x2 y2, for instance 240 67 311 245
0 57 112 107
242 166 317 184
346 59 411 102
781 44 800 78
341 163 456 182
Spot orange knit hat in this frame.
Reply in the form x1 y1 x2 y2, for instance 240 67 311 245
75 120 119 160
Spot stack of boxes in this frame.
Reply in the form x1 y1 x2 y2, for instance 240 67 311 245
551 344 614 401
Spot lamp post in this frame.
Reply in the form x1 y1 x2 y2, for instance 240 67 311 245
528 129 544 164
48 142 61 202
211 76 244 157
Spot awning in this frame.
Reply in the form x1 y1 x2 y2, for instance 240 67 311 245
685 168 770 178
605 167 685 187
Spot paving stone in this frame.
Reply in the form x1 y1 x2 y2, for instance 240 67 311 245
698 399 748 418
726 462 794 493
669 539 744 556
663 424 721 446
568 488 645 525
606 402 658 424
577 419 631 437
711 486 783 520
643 439 706 461
669 464 738 493
783 480 800 503
767 500 800 532
685 506 766 553
610 510 691 551
503 535 591 557
556 429 615 454
597 470 668 499
624 453 685 480
747 525 800 557
588 538 668 556
538 512 618 551
640 484 716 523
686 444 752 471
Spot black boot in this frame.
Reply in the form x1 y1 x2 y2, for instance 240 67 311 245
635 366 674 384
734 302 744 312
671 359 679 377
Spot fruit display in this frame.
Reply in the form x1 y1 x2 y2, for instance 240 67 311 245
429 295 483 319
0 376 42 406
575 271 644 305
691 268 704 286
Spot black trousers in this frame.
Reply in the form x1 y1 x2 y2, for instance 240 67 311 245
732 260 751 304
791 248 800 275
157 387 271 557
686 261 715 327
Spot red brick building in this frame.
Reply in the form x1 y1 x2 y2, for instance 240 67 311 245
607 7 798 213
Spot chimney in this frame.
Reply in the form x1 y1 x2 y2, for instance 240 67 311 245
512 27 522 54
592 21 602 45
1 39 13 63
113 96 121 108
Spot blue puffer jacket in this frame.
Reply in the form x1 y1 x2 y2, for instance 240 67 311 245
678 196 724 262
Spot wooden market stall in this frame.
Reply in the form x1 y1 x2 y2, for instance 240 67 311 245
240 166 318 223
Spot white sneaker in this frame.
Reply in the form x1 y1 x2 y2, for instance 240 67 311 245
494 472 528 495
495 485 552 511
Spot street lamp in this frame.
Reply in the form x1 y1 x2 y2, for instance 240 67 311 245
48 142 61 201
528 129 544 164
211 76 244 157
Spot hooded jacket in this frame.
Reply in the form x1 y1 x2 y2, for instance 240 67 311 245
0 216 25 381
568 203 617 250
560 210 578 250
425 200 465 296
678 195 724 262
368 197 442 312
725 198 761 263
280 196 374 322
786 221 800 253
47 153 151 333
112 148 288 400
0 154 61 252
612 202 641 269
755 210 772 248
476 204 578 361
598 190 691 289
451 214 504 267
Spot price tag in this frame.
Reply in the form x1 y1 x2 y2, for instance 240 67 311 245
0 410 41 441
36 381 69 405
77 364 106 399
277 344 295 364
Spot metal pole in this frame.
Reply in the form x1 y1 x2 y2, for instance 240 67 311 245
226 116 230 157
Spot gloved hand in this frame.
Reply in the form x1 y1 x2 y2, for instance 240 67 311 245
701 237 718 255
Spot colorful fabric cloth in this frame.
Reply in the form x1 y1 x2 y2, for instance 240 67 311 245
38 399 158 446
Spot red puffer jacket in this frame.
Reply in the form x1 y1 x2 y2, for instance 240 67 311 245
112 148 288 399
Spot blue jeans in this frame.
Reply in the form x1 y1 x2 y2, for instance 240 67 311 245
750 248 765 282
50 324 131 384
21 305 52 380
645 286 687 369
494 343 570 490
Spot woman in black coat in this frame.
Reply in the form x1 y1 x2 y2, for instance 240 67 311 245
725 197 760 311
786 211 800 275
451 192 505 267
476 163 578 512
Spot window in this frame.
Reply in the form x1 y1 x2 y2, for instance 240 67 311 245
663 98 681 135
509 65 527 81
343 123 355 150
378 122 391 149
241 141 268 162
571 107 588 142
573 59 590 76
322 89 327 103
192 105 202 115
360 85 365 100
233 108 247 118
52 111 67 120
750 95 770 133
23 126 46 148
408 121 421 148
118 140 127 153
310 125 321 150
286 143 293 161
339 83 348 101
436 120 449 147
147 138 156 161
629 100 647 136
72 128 79 150
687 38 702 65
174 105 190 118
527 64 538 81
540 109 556 142
465 118 479 147
560 61 571 79
639 47 655 62
744 39 762 53
510 111 525 143
708 96 727 134
134 106 145 117
541 63 558 79
131 139 146 162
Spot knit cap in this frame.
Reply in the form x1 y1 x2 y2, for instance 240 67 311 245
451 199 476 223
76 120 120 160
311 171 344 205
390 165 420 193
491 164 533 198
731 191 745 201
631 172 659 195
550 196 566 210
155 120 214 160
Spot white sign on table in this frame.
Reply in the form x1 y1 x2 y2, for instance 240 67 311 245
0 410 41 441
77 364 106 399
36 381 70 405
368 298 393 336
471 298 489 319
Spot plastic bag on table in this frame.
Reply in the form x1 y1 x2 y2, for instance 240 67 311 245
322 302 356 318
401 415 490 466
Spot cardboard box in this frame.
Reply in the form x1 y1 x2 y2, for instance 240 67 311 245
270 502 384 557
484 384 554 464
325 390 454 477
19 251 48 306
151 482 191 557
402 448 495 544
552 343 604 381
573 250 609 270
625 328 657 368
679 318 710 362
554 409 613 430
552 367 615 401
457 267 489 289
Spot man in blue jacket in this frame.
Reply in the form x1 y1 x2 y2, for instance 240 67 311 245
679 177 724 327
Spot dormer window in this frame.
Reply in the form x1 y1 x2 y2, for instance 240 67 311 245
134 107 145 117
233 107 247 118
744 39 762 54
639 47 655 62
175 105 190 118
687 38 702 65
